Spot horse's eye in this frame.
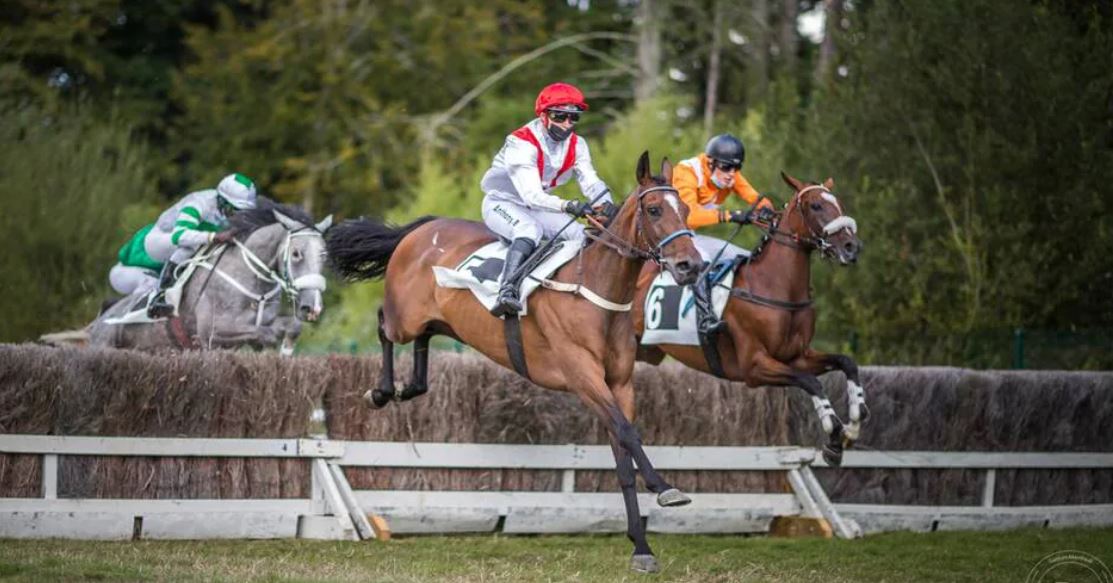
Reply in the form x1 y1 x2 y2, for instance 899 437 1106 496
292 249 303 261
810 202 823 211
647 206 662 217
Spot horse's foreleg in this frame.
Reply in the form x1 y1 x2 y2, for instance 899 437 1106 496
609 440 657 573
572 376 665 572
612 381 690 506
366 307 396 408
748 352 846 466
203 325 279 350
398 332 432 401
793 349 867 443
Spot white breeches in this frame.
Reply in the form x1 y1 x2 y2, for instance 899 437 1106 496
693 234 750 264
109 263 158 296
482 195 585 245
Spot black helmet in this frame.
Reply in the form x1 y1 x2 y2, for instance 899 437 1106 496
705 134 745 168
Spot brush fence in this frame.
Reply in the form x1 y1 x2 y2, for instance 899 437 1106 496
3 434 1112 540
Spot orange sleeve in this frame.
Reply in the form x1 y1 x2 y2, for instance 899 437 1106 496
732 174 771 209
673 163 723 229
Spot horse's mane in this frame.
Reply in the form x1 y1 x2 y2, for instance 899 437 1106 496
229 196 316 236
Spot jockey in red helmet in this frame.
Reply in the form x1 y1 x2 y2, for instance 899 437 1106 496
480 82 614 317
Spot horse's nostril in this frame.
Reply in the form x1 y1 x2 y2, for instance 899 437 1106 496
676 261 692 273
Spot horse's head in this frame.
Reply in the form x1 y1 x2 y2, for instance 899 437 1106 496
608 151 700 284
273 210 332 321
779 172 862 265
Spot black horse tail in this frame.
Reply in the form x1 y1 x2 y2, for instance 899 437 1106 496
326 215 438 281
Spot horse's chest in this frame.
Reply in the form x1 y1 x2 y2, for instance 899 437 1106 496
764 312 813 362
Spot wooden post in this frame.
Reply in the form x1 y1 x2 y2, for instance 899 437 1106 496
982 468 996 508
42 454 58 499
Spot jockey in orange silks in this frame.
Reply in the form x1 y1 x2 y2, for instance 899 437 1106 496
673 134 775 334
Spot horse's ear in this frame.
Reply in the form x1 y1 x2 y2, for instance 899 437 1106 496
273 210 306 231
660 157 673 185
315 214 333 233
636 151 652 186
780 171 804 191
823 177 835 190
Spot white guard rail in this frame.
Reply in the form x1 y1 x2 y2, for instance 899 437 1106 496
3 435 1112 539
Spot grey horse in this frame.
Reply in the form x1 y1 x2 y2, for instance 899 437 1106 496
81 202 331 351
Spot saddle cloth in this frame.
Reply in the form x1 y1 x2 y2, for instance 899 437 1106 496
432 239 582 316
640 248 741 347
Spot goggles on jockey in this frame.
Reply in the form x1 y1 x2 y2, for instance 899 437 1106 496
547 110 581 124
710 159 740 173
217 195 238 217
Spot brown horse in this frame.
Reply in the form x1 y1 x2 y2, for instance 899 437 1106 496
327 152 702 573
634 172 865 466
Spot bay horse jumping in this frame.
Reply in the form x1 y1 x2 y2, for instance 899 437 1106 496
634 172 865 466
327 153 701 573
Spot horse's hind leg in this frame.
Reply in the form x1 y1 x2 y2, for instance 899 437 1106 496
366 308 396 408
398 332 432 401
749 353 846 466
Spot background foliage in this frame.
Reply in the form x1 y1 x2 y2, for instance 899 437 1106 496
1 0 1110 368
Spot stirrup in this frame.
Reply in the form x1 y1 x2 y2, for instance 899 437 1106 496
698 318 726 336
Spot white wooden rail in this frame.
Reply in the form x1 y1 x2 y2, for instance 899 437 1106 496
3 435 1112 539
0 435 371 541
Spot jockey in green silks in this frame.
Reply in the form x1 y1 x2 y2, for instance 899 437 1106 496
108 173 258 317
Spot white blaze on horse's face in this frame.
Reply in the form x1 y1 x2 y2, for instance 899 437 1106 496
275 211 330 322
799 186 861 266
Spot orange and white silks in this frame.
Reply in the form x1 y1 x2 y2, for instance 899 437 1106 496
672 153 772 229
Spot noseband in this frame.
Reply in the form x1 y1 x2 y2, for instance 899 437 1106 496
585 185 694 264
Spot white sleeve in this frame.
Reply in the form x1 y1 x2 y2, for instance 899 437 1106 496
573 138 612 204
504 138 568 212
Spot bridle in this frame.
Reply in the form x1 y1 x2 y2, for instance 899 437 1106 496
583 184 695 264
755 184 858 258
191 226 327 325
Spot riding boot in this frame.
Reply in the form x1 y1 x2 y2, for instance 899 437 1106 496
147 261 179 318
692 276 725 336
490 238 536 318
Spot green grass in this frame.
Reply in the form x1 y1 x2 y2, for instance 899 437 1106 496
1 528 1111 582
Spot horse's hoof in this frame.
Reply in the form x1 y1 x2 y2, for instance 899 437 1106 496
657 488 691 507
844 422 861 443
630 554 660 573
399 383 428 402
364 389 392 409
823 442 844 467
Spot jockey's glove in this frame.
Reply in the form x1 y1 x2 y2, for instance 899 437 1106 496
595 201 619 222
210 230 236 245
728 210 753 225
563 200 592 218
756 206 776 222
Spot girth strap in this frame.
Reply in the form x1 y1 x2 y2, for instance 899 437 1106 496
504 315 531 380
698 329 728 379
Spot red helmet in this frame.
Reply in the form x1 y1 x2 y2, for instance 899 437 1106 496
534 83 589 116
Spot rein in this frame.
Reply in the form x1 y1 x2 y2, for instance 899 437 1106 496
583 185 695 263
550 184 693 312
727 184 857 312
